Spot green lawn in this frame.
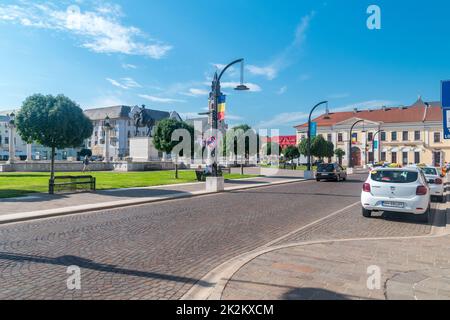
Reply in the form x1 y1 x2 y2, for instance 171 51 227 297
0 170 258 199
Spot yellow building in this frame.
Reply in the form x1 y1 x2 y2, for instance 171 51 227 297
295 98 447 167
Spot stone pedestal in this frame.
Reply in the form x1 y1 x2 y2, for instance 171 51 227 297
206 176 225 192
129 137 160 162
304 170 315 180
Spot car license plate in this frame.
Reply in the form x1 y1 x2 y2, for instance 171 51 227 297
382 201 404 208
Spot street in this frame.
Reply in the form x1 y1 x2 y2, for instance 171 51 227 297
0 173 439 300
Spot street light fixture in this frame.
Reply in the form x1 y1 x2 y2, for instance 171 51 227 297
209 58 249 177
306 101 328 175
348 119 365 169
8 112 15 126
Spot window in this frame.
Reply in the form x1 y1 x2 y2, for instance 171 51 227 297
5 137 8 144
434 132 441 143
414 152 420 164
327 134 332 142
380 132 386 141
392 152 397 164
402 131 409 141
338 133 343 142
391 132 397 141
370 170 418 183
0 135 2 144
422 167 438 175
402 152 408 165
381 152 386 162
414 131 421 141
368 132 373 142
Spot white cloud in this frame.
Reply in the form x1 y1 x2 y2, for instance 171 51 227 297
328 93 350 99
256 111 310 129
256 99 397 129
139 94 186 104
180 88 210 97
0 2 172 59
277 86 288 95
106 77 141 89
122 63 137 70
246 65 277 80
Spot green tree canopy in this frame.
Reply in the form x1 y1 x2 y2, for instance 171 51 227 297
16 94 93 180
325 141 335 161
283 145 300 160
79 148 92 158
261 142 281 156
299 136 330 159
153 118 194 155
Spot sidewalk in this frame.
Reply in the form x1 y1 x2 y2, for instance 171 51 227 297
0 168 304 224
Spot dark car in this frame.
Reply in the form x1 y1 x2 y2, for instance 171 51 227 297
316 163 347 182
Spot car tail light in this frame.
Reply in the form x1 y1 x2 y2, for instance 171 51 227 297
363 183 371 192
416 186 428 195
435 178 443 185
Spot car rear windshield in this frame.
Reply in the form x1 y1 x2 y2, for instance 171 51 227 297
370 170 418 183
318 164 335 172
421 168 438 175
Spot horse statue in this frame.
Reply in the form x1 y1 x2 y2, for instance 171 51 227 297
133 105 155 137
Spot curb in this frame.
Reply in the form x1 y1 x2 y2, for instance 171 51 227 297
0 177 307 225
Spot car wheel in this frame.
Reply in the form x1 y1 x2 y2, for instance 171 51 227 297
421 206 432 223
362 208 372 218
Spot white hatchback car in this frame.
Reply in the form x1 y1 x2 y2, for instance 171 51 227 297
361 167 431 222
418 166 445 203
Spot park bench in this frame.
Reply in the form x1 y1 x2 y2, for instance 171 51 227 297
49 175 96 195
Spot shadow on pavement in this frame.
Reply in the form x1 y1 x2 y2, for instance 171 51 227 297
0 252 213 288
282 288 351 300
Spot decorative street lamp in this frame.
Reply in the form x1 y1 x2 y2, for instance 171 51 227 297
7 112 15 165
209 58 249 177
305 101 328 180
348 119 365 169
103 115 112 163
372 128 383 164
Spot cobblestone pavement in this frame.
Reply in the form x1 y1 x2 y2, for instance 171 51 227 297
222 233 450 300
0 169 304 215
0 175 364 300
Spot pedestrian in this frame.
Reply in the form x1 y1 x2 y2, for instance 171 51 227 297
82 155 90 172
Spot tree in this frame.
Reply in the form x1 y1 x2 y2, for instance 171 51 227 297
311 135 329 160
326 141 335 163
16 94 93 181
153 118 194 178
225 124 258 164
283 145 300 161
334 148 346 165
262 142 281 156
79 148 92 158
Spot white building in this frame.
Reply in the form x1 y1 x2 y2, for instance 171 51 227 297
83 105 182 160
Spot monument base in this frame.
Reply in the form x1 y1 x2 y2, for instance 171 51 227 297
129 137 160 162
304 170 315 180
206 176 225 192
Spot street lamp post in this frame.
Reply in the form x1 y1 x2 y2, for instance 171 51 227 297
7 112 15 165
209 59 249 177
348 119 365 170
103 115 112 163
305 101 328 179
372 129 383 164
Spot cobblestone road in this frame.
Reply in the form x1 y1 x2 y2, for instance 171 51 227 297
0 173 437 299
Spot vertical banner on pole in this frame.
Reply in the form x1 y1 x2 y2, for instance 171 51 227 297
218 95 226 121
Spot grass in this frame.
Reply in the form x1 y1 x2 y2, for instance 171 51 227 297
0 170 258 199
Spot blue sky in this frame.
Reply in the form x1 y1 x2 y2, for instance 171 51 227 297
1 0 450 134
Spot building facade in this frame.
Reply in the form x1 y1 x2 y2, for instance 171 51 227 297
295 98 447 167
83 105 182 160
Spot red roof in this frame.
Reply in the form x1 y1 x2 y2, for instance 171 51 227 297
265 136 297 148
295 99 442 129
